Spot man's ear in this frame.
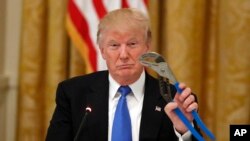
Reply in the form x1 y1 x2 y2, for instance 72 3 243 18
146 42 151 52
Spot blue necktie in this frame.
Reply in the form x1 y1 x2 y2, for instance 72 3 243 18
111 86 132 141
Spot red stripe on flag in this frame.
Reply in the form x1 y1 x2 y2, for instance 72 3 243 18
68 0 97 71
143 0 149 8
122 0 129 8
93 0 107 19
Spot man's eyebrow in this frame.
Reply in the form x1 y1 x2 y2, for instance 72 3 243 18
107 40 117 44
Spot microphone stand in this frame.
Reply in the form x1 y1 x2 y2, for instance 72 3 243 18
74 107 92 141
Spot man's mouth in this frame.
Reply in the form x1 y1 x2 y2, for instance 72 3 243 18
117 64 134 69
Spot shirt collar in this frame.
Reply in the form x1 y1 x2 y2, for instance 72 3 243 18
109 70 145 101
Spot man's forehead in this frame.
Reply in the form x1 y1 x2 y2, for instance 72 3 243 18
103 31 145 42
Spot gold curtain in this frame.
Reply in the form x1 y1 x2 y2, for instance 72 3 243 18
17 0 250 141
149 0 250 141
17 0 85 140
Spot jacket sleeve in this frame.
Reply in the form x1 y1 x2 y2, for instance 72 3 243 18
45 82 73 141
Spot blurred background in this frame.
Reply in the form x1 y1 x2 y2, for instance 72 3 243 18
0 0 249 141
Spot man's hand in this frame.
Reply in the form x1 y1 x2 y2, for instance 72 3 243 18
164 83 198 134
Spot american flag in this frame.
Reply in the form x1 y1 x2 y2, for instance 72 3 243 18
66 0 148 73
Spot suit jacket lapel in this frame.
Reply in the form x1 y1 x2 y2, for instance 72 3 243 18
139 73 166 140
87 71 109 140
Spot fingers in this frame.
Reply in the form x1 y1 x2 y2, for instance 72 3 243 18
186 102 198 112
164 100 198 115
164 102 178 114
174 82 198 112
182 94 195 109
177 83 191 102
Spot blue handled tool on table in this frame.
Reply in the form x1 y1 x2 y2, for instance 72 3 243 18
139 52 215 141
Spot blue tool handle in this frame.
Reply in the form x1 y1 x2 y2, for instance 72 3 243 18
174 82 183 94
191 109 216 140
174 108 204 141
174 82 216 140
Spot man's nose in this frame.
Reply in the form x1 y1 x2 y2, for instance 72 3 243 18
120 44 129 59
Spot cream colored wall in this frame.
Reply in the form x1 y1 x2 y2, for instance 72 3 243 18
0 0 22 141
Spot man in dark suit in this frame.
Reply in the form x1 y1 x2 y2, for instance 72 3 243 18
46 8 200 141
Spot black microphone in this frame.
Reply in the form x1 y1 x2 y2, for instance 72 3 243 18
74 107 92 141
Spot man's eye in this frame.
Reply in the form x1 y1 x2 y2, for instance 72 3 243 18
128 42 138 48
109 43 119 49
112 44 118 47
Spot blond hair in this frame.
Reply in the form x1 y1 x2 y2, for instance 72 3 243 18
97 8 151 45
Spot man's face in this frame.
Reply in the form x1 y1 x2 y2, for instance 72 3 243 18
99 28 149 85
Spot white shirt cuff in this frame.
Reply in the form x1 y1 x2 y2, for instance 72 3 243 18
174 126 192 141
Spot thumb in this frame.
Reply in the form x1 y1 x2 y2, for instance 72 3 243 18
164 102 178 116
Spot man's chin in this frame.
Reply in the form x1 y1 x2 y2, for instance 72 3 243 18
118 69 133 75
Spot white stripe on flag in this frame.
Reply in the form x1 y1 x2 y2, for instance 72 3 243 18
103 0 121 11
127 0 148 15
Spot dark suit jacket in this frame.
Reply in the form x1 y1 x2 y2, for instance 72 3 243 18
46 71 200 141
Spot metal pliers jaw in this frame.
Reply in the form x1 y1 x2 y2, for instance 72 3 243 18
139 52 173 103
139 52 178 84
158 76 172 104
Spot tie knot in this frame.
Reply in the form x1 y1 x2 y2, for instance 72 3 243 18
118 86 131 97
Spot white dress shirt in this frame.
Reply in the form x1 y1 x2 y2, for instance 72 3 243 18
108 70 192 141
